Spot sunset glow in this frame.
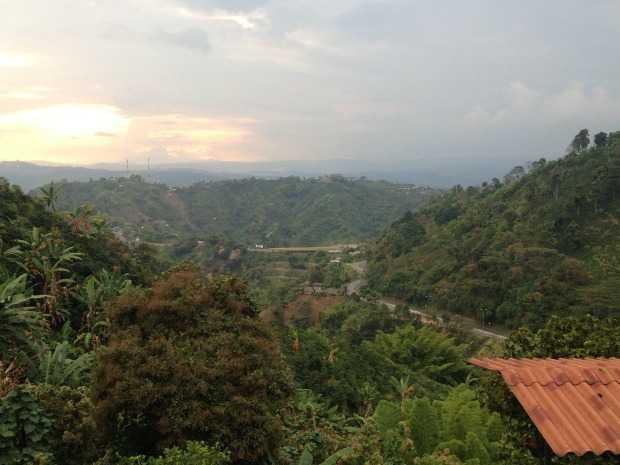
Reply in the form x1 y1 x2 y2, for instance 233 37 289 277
0 51 31 68
0 104 257 164
0 104 129 138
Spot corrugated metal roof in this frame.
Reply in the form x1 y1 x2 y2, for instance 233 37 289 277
469 358 620 456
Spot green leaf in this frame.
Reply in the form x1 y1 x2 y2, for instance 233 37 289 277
318 448 352 465
298 448 313 465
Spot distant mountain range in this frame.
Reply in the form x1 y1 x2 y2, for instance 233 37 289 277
0 161 234 191
0 156 526 191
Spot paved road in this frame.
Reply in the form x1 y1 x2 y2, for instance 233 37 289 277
249 244 359 253
471 328 507 340
378 300 507 341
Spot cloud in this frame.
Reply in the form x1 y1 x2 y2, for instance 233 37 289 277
464 81 620 129
0 86 54 101
0 103 258 164
336 0 413 41
176 0 270 13
0 104 129 138
175 6 269 30
154 27 211 53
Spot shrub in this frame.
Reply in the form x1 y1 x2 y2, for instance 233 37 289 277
119 441 229 465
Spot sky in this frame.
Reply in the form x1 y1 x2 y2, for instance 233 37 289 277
1 0 619 168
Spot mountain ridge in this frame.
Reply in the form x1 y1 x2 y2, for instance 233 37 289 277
368 130 620 328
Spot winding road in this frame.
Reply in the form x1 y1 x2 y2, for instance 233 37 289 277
377 299 507 341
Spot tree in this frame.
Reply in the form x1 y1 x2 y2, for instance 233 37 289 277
92 267 293 463
505 314 620 358
594 131 608 148
570 129 590 152
503 166 525 184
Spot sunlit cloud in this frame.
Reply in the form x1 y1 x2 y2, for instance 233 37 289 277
0 104 258 164
175 7 268 30
0 52 32 67
0 91 44 100
0 87 54 100
125 114 258 162
0 104 129 138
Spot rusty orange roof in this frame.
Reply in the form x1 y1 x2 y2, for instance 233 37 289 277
469 358 620 456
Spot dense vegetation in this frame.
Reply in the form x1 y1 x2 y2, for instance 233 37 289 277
51 175 437 247
369 130 620 328
3 128 620 465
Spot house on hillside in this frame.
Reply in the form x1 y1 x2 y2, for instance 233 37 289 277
303 283 344 296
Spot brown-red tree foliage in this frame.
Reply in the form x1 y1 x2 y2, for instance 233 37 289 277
92 266 293 463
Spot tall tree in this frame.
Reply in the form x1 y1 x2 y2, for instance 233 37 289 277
594 131 609 148
92 266 293 463
570 128 590 152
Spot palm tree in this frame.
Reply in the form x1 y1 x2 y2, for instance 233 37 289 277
0 275 46 357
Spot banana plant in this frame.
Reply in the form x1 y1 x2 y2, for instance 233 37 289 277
35 341 94 387
390 376 415 405
0 274 47 357
296 447 353 465
75 270 131 348
64 204 96 236
39 181 60 212
6 227 82 326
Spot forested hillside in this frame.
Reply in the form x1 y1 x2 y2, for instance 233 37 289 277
369 130 620 328
52 175 436 247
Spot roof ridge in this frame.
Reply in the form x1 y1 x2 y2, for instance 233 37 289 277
508 379 620 387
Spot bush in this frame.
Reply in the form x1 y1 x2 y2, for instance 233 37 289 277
35 384 100 465
119 441 229 465
0 386 52 465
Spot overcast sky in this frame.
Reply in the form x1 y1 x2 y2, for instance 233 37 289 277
1 0 619 167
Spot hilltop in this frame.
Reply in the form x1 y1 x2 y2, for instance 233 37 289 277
368 130 620 328
51 175 438 247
